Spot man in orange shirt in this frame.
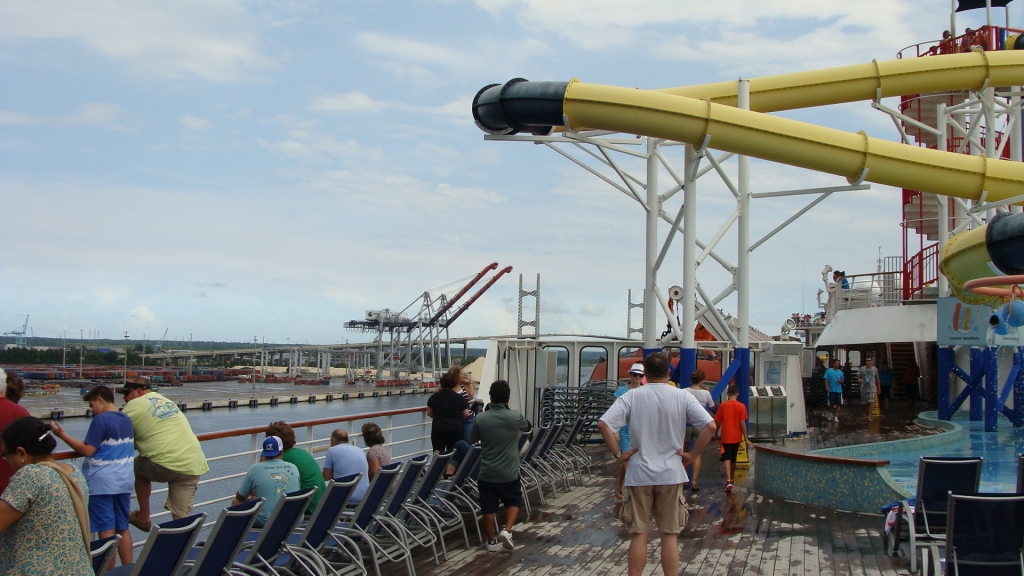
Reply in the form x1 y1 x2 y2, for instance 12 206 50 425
714 384 748 492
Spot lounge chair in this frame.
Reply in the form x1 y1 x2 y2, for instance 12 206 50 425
90 535 121 576
281 475 366 576
434 445 484 544
180 498 264 576
334 463 415 576
1017 454 1023 494
520 424 556 499
378 455 441 565
233 487 318 576
404 451 469 557
889 457 983 573
106 513 207 576
926 492 1024 576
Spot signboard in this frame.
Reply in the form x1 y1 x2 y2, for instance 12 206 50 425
763 360 782 385
937 296 1024 346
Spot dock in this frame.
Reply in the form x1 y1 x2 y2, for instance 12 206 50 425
386 444 912 576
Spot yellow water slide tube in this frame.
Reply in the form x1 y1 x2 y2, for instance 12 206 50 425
471 51 1024 301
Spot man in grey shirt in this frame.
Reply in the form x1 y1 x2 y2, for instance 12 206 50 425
471 379 531 552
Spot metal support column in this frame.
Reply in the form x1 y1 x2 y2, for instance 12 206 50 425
1014 347 1024 427
937 346 954 420
984 346 999 432
679 143 698 373
937 103 950 296
735 79 752 409
644 138 661 357
984 86 997 221
970 347 984 421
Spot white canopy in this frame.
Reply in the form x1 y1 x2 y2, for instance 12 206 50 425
816 304 936 346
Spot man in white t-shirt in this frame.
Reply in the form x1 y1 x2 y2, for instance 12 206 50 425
681 369 716 492
598 352 717 576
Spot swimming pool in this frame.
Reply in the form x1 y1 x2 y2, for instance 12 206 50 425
879 412 1023 493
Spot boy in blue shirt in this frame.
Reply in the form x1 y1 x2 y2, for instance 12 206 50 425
233 436 300 527
823 359 845 423
52 385 135 568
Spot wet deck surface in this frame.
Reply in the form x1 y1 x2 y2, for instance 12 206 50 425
387 443 913 576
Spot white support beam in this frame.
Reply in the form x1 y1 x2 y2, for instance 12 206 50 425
750 192 835 251
751 184 869 199
644 138 661 350
681 144 698 351
737 78 751 350
696 209 739 266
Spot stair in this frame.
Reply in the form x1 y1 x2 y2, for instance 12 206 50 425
887 342 917 401
904 193 942 240
900 91 969 149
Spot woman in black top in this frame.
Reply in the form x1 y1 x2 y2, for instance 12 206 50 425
426 372 470 453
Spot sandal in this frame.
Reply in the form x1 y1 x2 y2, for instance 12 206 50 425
129 510 152 532
690 482 700 492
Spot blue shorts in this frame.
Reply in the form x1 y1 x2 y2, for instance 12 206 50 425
828 392 844 407
89 493 131 533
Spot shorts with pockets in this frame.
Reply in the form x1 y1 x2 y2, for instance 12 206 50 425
619 483 688 534
478 478 523 515
135 456 200 518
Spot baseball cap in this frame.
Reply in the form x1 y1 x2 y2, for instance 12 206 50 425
628 363 645 375
261 436 284 458
115 376 151 395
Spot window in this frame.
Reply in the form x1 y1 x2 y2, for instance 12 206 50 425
579 346 609 384
541 346 569 385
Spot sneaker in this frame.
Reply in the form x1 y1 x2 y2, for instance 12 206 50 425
485 540 502 552
498 529 515 550
724 482 734 493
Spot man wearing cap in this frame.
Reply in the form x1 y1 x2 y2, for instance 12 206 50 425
119 376 208 531
612 363 644 499
232 435 300 528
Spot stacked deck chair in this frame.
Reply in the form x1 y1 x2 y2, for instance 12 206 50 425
334 462 416 576
179 498 263 576
927 492 1024 576
378 455 442 566
1018 454 1023 494
434 445 484 544
405 451 473 557
534 421 571 492
280 475 366 576
520 424 557 500
232 486 318 575
106 513 207 576
540 421 578 488
888 457 983 573
90 534 121 576
556 416 592 481
515 431 541 515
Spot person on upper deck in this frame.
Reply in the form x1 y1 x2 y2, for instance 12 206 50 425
0 417 92 576
322 429 369 503
360 422 391 479
118 376 208 532
232 435 299 528
0 369 30 495
598 352 716 576
426 372 470 454
266 421 325 516
833 270 850 290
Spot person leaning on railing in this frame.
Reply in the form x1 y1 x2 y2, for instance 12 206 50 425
0 417 93 576
266 421 325 516
117 376 209 532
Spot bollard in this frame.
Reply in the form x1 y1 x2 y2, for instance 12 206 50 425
228 400 239 409
202 401 213 411
51 410 65 420
289 396 298 404
270 397 279 406
249 398 259 408
326 394 334 402
357 392 365 399
342 393 350 400
85 409 93 418
308 395 316 404
177 403 187 412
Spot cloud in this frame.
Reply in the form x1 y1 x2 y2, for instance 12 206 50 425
180 115 211 132
309 92 387 114
195 290 209 298
258 130 384 163
129 305 158 323
195 281 227 288
0 103 128 129
354 31 470 70
0 0 279 81
579 303 608 316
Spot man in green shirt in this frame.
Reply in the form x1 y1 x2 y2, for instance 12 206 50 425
266 421 325 515
118 377 208 532
471 380 531 552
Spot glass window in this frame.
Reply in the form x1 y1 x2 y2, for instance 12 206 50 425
617 346 641 381
579 346 609 385
848 350 861 367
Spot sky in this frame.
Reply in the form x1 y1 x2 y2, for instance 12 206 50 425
0 1 1012 345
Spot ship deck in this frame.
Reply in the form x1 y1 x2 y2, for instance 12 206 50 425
388 441 912 576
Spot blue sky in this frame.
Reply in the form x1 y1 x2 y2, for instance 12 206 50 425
0 1 1011 344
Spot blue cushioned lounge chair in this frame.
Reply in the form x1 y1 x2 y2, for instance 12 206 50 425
106 513 207 576
90 534 121 576
181 498 263 576
927 493 1024 576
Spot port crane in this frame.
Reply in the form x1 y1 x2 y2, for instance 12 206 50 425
3 315 29 347
345 263 513 384
154 328 170 353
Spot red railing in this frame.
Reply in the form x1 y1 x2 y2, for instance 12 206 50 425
898 25 1024 59
903 243 939 301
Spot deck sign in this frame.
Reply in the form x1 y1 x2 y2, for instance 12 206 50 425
937 296 1024 346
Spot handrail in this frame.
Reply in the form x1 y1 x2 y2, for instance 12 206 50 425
53 406 428 460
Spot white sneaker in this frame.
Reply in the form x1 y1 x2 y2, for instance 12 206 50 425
498 529 515 550
485 540 502 552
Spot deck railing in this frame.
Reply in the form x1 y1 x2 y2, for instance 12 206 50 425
54 406 431 544
822 272 903 322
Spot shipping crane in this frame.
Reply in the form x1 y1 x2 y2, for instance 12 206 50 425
345 263 513 384
3 315 29 347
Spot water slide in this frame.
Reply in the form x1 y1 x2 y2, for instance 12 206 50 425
472 50 1024 302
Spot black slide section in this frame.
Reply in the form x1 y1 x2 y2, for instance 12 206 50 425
986 210 1024 274
472 79 568 136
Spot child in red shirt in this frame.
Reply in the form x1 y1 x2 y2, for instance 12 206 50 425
714 384 748 492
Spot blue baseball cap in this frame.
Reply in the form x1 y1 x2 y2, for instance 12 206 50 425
261 436 283 458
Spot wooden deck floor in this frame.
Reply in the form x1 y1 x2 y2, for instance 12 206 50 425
386 447 912 576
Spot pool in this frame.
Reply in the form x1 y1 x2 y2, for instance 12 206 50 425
880 412 1024 493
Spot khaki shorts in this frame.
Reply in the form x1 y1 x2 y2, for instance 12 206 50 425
619 484 689 534
684 424 702 444
135 456 200 518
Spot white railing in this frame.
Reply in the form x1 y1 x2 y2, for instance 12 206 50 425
822 272 903 323
55 406 431 544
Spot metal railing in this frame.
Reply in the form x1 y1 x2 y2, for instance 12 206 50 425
54 406 431 544
823 272 903 323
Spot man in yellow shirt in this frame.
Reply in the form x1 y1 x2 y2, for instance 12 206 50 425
118 377 208 531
